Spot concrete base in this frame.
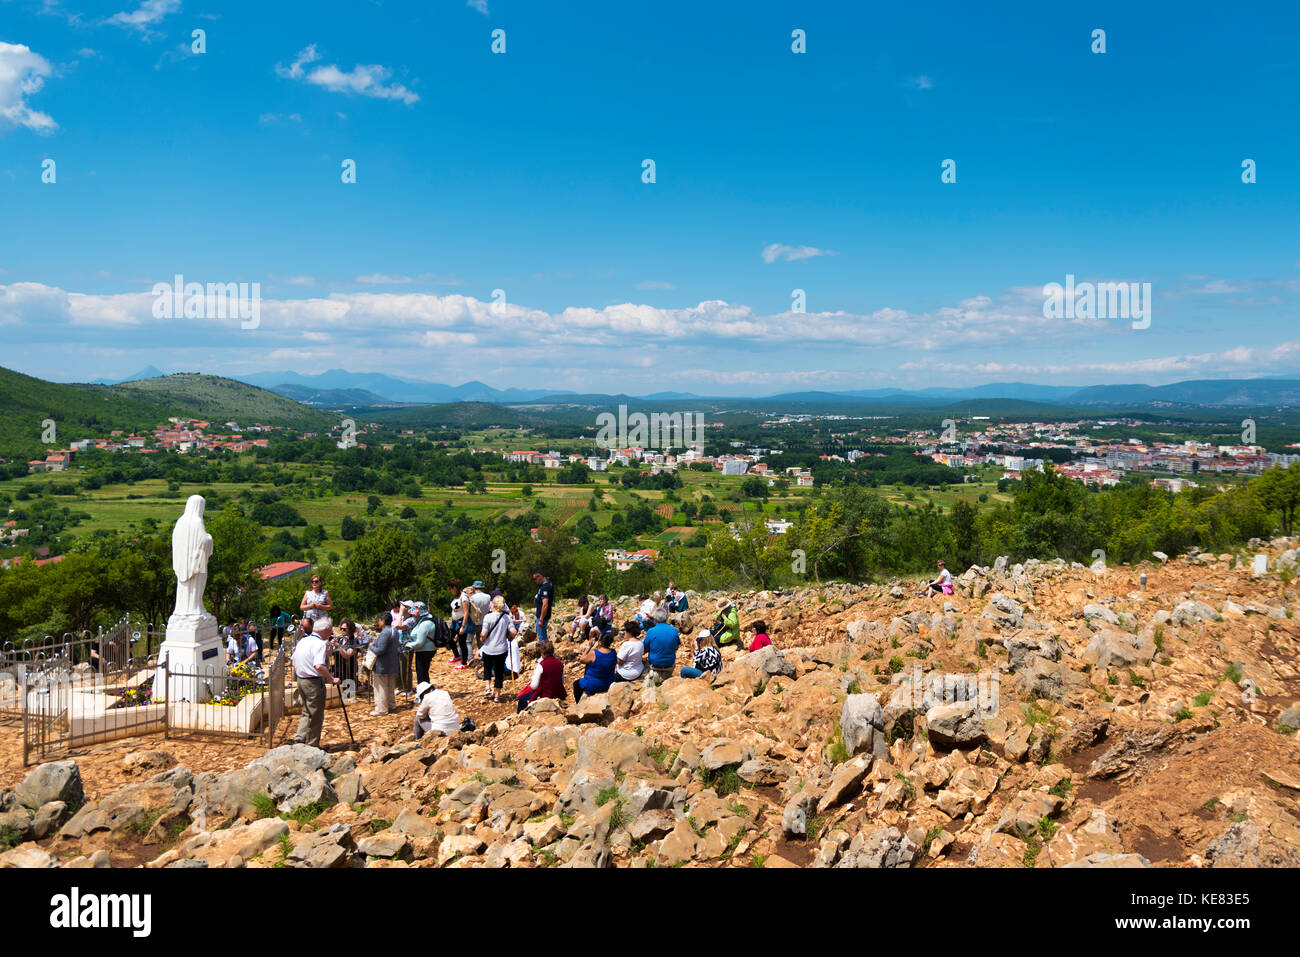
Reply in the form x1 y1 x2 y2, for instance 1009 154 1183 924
156 611 227 702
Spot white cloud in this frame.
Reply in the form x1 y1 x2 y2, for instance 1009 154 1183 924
761 243 838 264
355 273 464 286
467 0 489 13
277 45 418 105
258 112 303 125
0 42 57 133
421 331 479 347
108 0 181 34
269 274 316 286
908 75 934 90
636 280 676 291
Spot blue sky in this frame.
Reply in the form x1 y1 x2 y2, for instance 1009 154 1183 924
1 0 1298 395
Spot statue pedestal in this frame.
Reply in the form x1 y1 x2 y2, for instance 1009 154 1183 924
156 612 227 703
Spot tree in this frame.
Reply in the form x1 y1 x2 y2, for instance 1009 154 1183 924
206 509 267 623
341 515 364 541
344 524 420 609
1253 463 1300 535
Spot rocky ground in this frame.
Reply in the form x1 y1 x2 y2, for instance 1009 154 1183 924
3 539 1300 869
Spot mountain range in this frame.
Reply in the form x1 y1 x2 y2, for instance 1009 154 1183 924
68 367 1300 410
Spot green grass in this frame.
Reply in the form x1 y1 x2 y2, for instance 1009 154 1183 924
595 785 621 807
1022 700 1051 727
1048 778 1073 799
282 799 332 828
826 724 850 765
0 824 25 849
367 819 392 834
1225 663 1244 685
1173 707 1194 722
750 853 767 868
125 806 169 839
250 792 278 820
272 831 293 868
698 765 744 797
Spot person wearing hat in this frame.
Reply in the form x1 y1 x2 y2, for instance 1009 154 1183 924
411 681 460 740
681 630 722 679
405 602 438 688
291 617 340 749
713 598 740 648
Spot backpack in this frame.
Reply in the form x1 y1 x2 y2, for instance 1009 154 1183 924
432 616 452 650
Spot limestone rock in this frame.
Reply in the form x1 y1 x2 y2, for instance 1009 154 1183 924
15 760 84 811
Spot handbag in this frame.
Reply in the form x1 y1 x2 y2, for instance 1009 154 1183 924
363 649 377 671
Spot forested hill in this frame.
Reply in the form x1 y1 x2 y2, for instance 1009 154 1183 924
0 367 336 460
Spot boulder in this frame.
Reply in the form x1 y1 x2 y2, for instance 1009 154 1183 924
357 832 410 859
1170 601 1218 627
840 694 886 759
573 727 649 776
268 766 336 815
288 823 354 868
980 593 1024 628
836 827 920 868
816 755 872 813
700 740 750 771
1082 604 1120 627
14 760 84 811
1081 630 1155 670
925 704 987 750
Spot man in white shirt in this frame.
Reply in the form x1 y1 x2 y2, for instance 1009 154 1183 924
411 681 460 740
291 622 340 749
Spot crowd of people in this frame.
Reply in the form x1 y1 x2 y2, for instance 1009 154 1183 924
284 569 776 749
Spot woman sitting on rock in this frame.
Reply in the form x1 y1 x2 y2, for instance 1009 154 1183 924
681 630 722 679
516 640 566 713
573 627 617 702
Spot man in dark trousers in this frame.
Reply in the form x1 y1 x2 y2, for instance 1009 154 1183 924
533 570 555 643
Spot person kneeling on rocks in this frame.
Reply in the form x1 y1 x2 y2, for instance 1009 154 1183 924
412 681 460 740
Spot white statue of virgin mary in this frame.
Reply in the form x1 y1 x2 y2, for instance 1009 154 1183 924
172 495 214 619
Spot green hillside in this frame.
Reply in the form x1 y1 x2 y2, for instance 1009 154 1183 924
364 400 541 429
0 367 175 461
0 367 335 460
112 374 337 431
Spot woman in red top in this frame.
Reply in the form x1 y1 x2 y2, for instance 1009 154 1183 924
517 640 567 713
748 621 772 652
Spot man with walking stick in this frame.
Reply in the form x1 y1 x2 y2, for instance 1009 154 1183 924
292 618 339 749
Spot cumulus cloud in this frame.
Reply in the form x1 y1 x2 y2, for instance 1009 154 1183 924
761 243 838 264
276 45 418 105
467 0 489 13
108 0 181 35
0 42 57 133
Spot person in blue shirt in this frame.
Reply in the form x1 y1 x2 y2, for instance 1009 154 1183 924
573 628 617 702
642 607 681 683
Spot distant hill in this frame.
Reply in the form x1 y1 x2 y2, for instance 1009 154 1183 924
110 375 338 431
237 369 571 405
1066 378 1300 407
267 383 397 407
0 366 175 460
364 401 542 429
